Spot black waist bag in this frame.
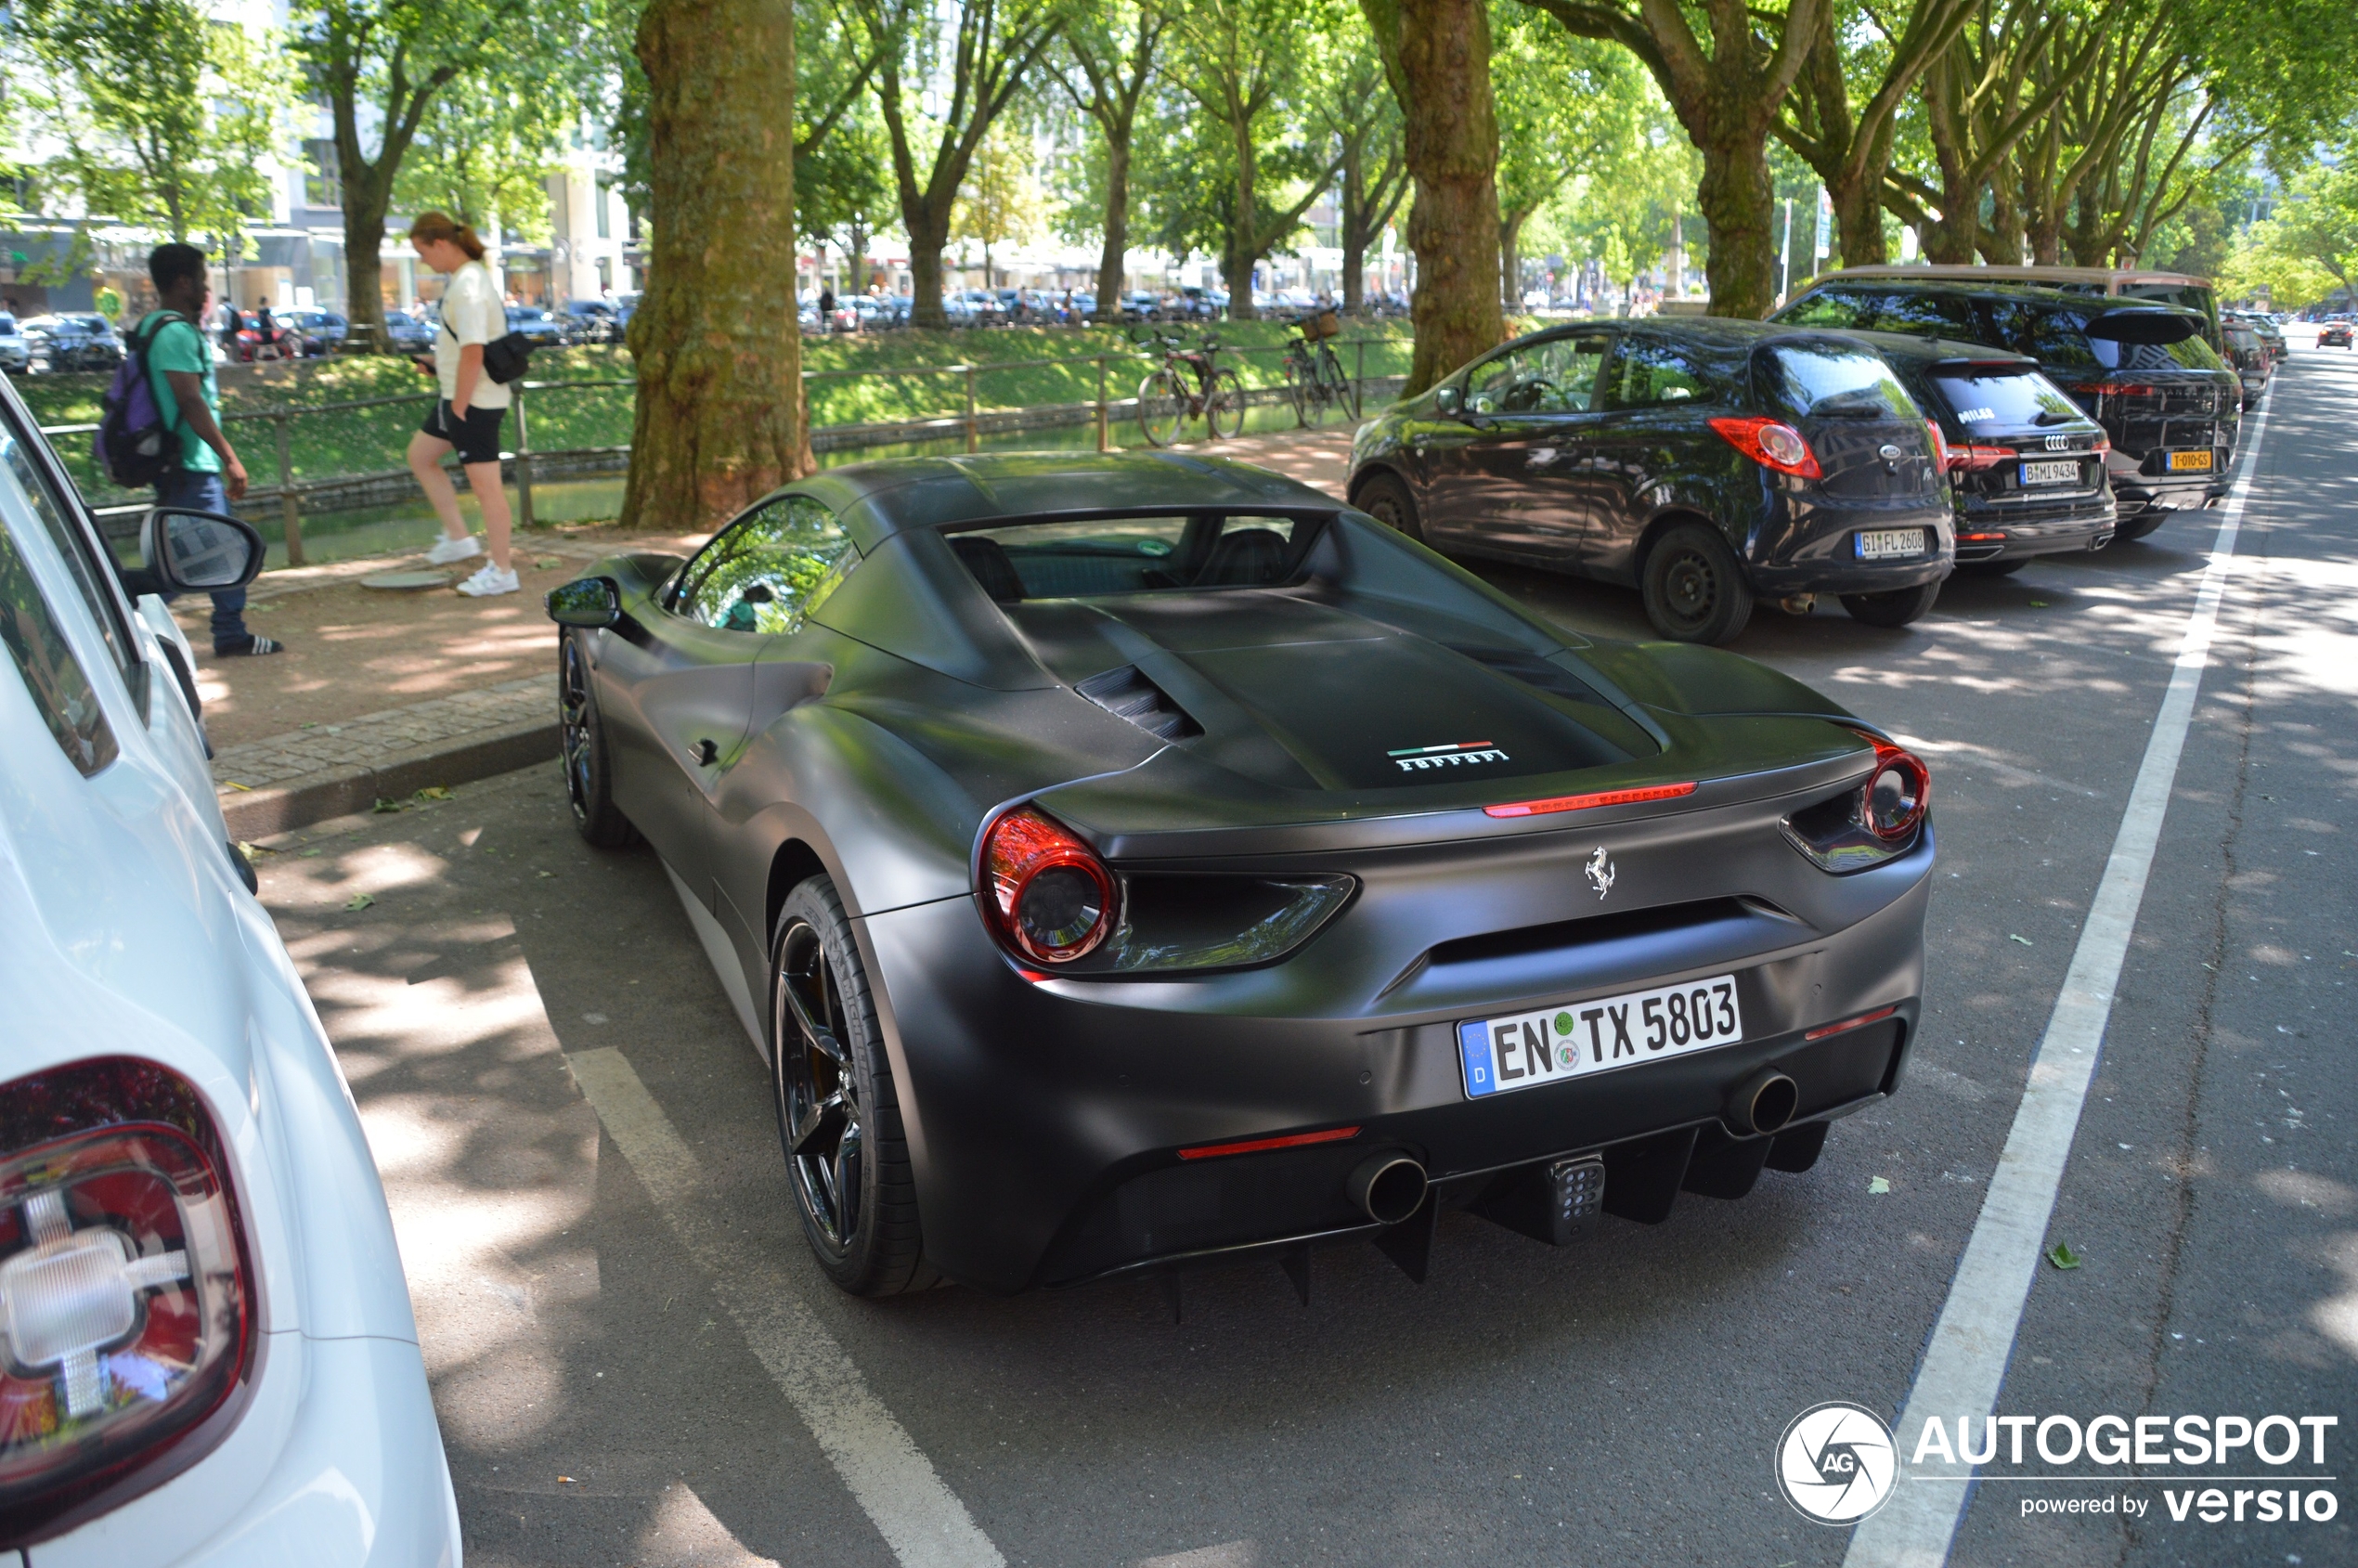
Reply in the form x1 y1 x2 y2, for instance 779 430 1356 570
482 331 533 383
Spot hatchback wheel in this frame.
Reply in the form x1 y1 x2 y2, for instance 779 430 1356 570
771 876 938 1296
1354 473 1423 541
1641 522 1754 643
1840 580 1942 628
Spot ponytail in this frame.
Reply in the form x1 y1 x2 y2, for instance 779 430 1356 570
408 210 486 261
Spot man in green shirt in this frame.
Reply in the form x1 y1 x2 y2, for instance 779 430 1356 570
141 243 281 655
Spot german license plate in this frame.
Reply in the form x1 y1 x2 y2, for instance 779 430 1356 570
2019 460 2078 486
1458 975 1745 1099
2168 449 2213 472
1853 528 1925 561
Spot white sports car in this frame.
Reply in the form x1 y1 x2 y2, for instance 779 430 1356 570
0 379 458 1564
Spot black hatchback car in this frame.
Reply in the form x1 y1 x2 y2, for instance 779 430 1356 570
1772 279 2236 541
1851 334 2114 575
1348 318 1952 644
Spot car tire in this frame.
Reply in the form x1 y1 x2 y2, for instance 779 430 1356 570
771 875 939 1297
1641 522 1755 644
1840 580 1942 628
1956 557 2028 577
1354 472 1423 541
2113 512 2168 543
558 631 639 848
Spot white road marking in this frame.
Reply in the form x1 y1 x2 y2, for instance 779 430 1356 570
565 1046 1006 1568
1844 394 2276 1568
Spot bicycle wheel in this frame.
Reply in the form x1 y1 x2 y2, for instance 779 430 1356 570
1287 358 1322 428
1320 343 1361 419
1136 369 1186 447
1207 368 1247 439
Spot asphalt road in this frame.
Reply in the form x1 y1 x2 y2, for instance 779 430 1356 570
258 334 2356 1568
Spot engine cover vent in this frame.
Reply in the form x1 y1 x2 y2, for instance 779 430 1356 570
1076 665 1202 742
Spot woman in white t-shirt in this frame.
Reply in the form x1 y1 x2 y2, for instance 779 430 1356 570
405 211 518 596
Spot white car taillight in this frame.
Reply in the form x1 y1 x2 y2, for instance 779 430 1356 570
0 1058 255 1547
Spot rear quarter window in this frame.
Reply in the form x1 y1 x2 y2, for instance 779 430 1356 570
1979 302 2101 369
1927 369 2086 434
1756 343 1919 421
2092 335 2227 373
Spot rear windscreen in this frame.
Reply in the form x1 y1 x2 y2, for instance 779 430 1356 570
2088 331 2226 373
1756 343 1919 421
948 515 1315 602
1927 369 2086 434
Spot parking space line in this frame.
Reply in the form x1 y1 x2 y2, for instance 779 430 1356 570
1844 395 2276 1568
565 1046 1006 1568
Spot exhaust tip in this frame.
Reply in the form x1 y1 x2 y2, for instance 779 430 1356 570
1729 1069 1800 1137
1348 1153 1428 1225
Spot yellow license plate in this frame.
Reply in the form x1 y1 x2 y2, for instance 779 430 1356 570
2168 449 2213 472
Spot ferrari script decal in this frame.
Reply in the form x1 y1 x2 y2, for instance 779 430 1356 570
1389 740 1509 771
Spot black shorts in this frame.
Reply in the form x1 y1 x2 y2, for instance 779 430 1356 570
420 399 507 466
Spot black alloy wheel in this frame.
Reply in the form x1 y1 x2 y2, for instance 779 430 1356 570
1640 522 1756 644
558 632 638 847
771 876 937 1296
1840 580 1943 628
1354 472 1423 541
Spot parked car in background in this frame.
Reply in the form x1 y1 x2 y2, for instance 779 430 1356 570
0 314 28 374
947 289 1008 327
1771 277 2237 541
0 373 460 1564
276 308 348 356
2225 310 2285 363
562 298 625 343
2220 320 2272 408
1851 334 2115 576
382 308 435 353
1119 291 1160 321
1809 264 2222 349
2320 319 2354 348
20 314 123 373
504 304 572 348
1349 317 1954 642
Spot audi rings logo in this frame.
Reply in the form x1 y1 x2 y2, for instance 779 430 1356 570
1777 1402 1898 1524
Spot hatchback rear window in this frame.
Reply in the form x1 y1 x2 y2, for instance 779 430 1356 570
1927 368 2085 433
2088 331 2226 373
1756 344 1918 421
949 514 1315 602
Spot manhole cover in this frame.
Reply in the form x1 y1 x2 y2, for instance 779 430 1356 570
360 570 452 591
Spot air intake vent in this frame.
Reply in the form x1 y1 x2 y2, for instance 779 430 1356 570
1076 665 1202 741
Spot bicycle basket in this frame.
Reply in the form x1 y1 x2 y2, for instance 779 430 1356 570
1306 307 1341 340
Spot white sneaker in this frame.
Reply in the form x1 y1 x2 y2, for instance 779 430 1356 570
425 533 482 565
455 564 520 597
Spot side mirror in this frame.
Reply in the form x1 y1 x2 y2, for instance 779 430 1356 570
1433 385 1463 416
545 576 622 628
141 507 265 593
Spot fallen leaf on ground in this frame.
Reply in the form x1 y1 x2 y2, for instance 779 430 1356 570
2046 1240 2082 1270
343 893 374 911
415 785 451 800
236 841 270 859
371 797 407 813
2009 933 2033 945
1868 1175 1892 1194
535 557 561 568
221 781 252 792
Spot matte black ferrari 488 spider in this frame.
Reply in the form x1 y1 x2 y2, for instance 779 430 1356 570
547 452 1934 1297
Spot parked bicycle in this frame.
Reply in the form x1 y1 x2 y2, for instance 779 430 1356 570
1133 329 1244 447
1282 308 1359 427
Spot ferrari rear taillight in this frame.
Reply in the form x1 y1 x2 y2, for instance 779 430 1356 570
0 1058 254 1547
980 807 1117 964
1708 417 1821 479
1780 732 1932 874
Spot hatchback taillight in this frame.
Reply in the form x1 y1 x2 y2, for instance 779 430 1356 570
980 807 1118 965
1707 416 1821 479
0 1058 255 1546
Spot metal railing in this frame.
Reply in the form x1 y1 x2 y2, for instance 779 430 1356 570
36 335 1405 564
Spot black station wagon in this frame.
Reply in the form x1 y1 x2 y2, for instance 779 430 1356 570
1348 318 1953 644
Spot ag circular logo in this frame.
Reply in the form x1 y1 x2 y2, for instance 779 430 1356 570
1775 1401 1897 1524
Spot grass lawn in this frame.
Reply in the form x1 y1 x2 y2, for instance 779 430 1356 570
18 319 1417 510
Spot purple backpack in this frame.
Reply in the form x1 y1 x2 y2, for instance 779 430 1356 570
96 314 185 487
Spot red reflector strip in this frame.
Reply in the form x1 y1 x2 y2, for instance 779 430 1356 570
1178 1125 1362 1161
1957 532 2007 541
1484 781 1698 819
1805 1004 1898 1041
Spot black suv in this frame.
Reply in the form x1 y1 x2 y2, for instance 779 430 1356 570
1851 334 2114 574
1772 279 2235 541
1349 318 1952 642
